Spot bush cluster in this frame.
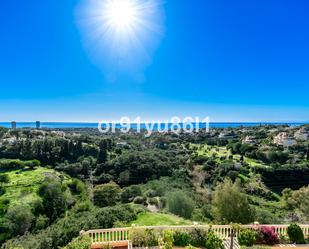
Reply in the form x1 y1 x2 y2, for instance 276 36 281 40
2 205 136 249
287 224 305 244
130 228 159 247
173 230 191 247
160 230 174 249
61 235 91 249
0 159 40 170
256 226 279 245
173 228 223 248
205 230 224 249
238 229 257 247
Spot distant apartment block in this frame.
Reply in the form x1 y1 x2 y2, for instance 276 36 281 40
11 121 17 129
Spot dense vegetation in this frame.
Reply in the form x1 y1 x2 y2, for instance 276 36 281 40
0 124 308 248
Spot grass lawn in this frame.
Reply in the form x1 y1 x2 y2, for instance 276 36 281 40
193 144 231 159
192 143 270 169
127 212 192 226
0 167 61 210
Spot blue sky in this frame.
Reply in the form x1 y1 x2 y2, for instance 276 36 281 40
0 0 309 122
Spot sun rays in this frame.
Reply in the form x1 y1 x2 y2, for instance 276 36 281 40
76 0 164 75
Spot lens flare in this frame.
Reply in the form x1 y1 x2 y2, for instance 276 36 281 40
76 0 164 76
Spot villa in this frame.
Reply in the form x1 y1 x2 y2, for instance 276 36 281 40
294 127 309 141
242 136 257 145
273 132 297 147
219 131 236 139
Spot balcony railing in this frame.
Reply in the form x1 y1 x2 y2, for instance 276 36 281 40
82 224 309 245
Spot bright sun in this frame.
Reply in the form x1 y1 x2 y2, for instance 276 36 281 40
105 0 138 30
77 0 164 70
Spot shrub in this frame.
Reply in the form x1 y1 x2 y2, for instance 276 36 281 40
238 229 257 247
287 224 305 244
160 197 167 208
257 226 279 245
2 245 25 249
185 245 199 249
0 159 40 170
0 174 9 184
130 228 159 247
133 196 146 205
159 230 174 249
68 180 85 195
130 228 146 247
148 197 159 206
72 200 92 213
255 209 280 224
145 189 157 198
173 230 191 247
62 235 91 249
0 186 6 196
34 215 49 231
145 229 159 247
3 204 136 249
0 159 25 170
0 198 10 216
279 234 290 244
188 228 208 247
205 230 224 249
26 159 40 169
120 185 142 203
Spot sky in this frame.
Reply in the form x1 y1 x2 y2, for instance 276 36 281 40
0 0 309 122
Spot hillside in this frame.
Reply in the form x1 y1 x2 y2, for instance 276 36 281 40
0 159 89 244
0 167 62 209
0 125 308 248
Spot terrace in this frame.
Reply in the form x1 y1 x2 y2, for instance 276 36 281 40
82 224 309 249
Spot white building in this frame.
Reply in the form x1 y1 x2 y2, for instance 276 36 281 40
218 130 236 139
273 132 296 147
242 136 257 145
294 127 309 141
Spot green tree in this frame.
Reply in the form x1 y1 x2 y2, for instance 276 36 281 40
97 140 108 164
121 185 142 203
27 159 40 169
212 179 255 224
38 180 67 221
0 127 7 138
119 170 131 185
93 182 121 207
4 205 34 236
167 191 195 219
282 186 309 222
0 174 9 184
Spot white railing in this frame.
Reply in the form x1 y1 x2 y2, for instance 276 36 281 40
85 227 130 244
83 224 309 244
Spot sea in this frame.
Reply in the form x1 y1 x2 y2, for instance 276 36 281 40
0 122 307 130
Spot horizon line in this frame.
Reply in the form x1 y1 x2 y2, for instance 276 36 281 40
1 120 309 124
